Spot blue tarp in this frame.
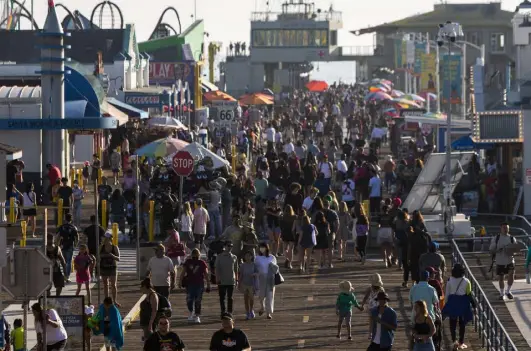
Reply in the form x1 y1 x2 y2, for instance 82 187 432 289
106 97 149 119
451 135 494 150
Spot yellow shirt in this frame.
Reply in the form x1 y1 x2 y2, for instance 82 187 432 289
11 327 24 350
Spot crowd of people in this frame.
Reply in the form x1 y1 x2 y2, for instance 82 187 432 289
3 81 522 351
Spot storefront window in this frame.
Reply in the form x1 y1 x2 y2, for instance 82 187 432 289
302 30 309 46
320 30 328 46
289 30 296 46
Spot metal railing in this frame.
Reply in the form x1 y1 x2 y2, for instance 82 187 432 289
250 11 342 22
451 238 519 351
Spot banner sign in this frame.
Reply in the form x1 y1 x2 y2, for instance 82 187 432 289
394 40 403 69
420 51 437 92
149 61 197 104
414 43 426 74
442 54 462 104
40 295 85 350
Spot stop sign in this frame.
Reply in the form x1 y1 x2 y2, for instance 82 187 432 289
172 150 194 176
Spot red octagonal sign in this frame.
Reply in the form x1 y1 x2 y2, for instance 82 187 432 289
172 150 194 176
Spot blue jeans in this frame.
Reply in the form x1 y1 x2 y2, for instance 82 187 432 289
186 285 204 315
208 208 222 239
62 247 74 278
73 200 82 227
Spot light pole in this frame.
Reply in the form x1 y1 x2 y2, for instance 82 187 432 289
437 21 463 236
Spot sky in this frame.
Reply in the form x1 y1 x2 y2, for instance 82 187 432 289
13 0 523 83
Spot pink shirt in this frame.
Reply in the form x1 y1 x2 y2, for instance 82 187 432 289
193 207 210 235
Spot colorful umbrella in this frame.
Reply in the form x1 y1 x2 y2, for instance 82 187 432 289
403 94 426 103
364 91 392 101
239 93 273 106
391 98 420 105
306 80 329 92
419 92 438 100
391 90 405 97
135 137 189 158
147 117 188 131
369 86 386 93
204 90 237 102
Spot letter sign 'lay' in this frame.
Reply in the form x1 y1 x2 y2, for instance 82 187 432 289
172 150 194 176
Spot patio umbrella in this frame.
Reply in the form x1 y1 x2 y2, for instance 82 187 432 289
369 86 386 93
305 80 329 92
364 91 392 102
390 90 405 97
135 137 189 158
204 90 236 102
418 92 438 100
147 117 188 130
182 142 230 169
239 93 273 106
403 94 426 103
391 97 420 105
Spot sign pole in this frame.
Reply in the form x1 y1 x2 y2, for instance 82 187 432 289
135 157 141 280
179 176 184 216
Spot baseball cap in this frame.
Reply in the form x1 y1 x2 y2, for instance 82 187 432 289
420 270 430 281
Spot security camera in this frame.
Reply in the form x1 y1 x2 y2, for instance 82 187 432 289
436 21 462 45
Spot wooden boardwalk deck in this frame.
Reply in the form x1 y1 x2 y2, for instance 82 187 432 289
462 251 530 350
122 253 486 350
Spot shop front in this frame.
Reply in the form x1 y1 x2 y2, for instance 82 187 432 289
474 110 523 213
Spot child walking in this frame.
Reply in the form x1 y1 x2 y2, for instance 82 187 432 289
74 244 94 305
336 281 363 340
84 305 96 350
11 318 24 351
361 273 385 339
238 251 259 320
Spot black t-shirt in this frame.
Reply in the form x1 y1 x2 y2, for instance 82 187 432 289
210 328 250 351
98 184 113 202
58 186 73 206
57 223 78 250
83 224 105 254
6 163 17 185
144 331 185 351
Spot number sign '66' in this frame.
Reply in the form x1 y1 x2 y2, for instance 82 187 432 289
172 151 194 176
219 109 234 123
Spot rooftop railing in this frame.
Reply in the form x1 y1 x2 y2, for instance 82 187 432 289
250 11 342 23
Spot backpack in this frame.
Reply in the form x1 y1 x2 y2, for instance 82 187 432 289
155 293 172 317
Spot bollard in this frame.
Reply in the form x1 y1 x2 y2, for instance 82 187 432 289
9 197 15 223
77 169 83 189
70 167 75 187
148 200 155 242
97 168 103 186
98 148 103 163
112 223 119 246
20 220 27 247
362 199 370 217
57 198 64 226
101 200 107 229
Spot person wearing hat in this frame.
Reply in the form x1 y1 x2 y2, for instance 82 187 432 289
215 241 239 319
209 313 251 351
425 267 443 300
336 280 363 340
368 291 397 351
419 241 446 282
361 274 385 338
146 243 175 300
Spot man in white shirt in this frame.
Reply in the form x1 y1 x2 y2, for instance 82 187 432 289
265 123 276 150
315 119 324 142
302 188 319 211
146 243 175 299
368 169 382 216
341 178 356 208
283 138 295 155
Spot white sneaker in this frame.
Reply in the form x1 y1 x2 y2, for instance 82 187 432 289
194 316 201 324
187 315 194 322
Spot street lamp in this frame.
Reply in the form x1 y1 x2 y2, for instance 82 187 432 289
437 21 463 236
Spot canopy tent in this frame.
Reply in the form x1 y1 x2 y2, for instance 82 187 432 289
239 93 273 106
305 80 329 92
403 115 471 128
451 135 494 150
204 90 236 102
147 117 188 130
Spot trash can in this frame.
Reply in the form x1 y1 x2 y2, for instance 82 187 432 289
139 242 159 278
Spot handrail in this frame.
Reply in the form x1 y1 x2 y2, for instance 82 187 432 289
451 239 518 351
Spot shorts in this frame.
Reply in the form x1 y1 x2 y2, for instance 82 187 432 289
112 168 120 174
194 234 205 245
104 336 120 350
23 208 37 216
338 310 352 323
496 263 515 276
268 227 281 236
377 227 393 245
240 284 254 295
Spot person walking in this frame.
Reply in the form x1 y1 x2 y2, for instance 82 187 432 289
94 297 124 351
99 232 121 306
193 198 210 252
411 301 436 351
56 213 79 283
143 316 185 351
239 251 258 320
255 243 278 319
489 222 517 300
146 243 175 300
32 302 68 351
22 182 37 237
139 277 159 341
442 264 475 350
367 292 398 351
179 248 211 323
72 180 84 228
46 234 67 296
298 212 316 273
209 313 251 351
215 241 239 319
335 280 363 340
